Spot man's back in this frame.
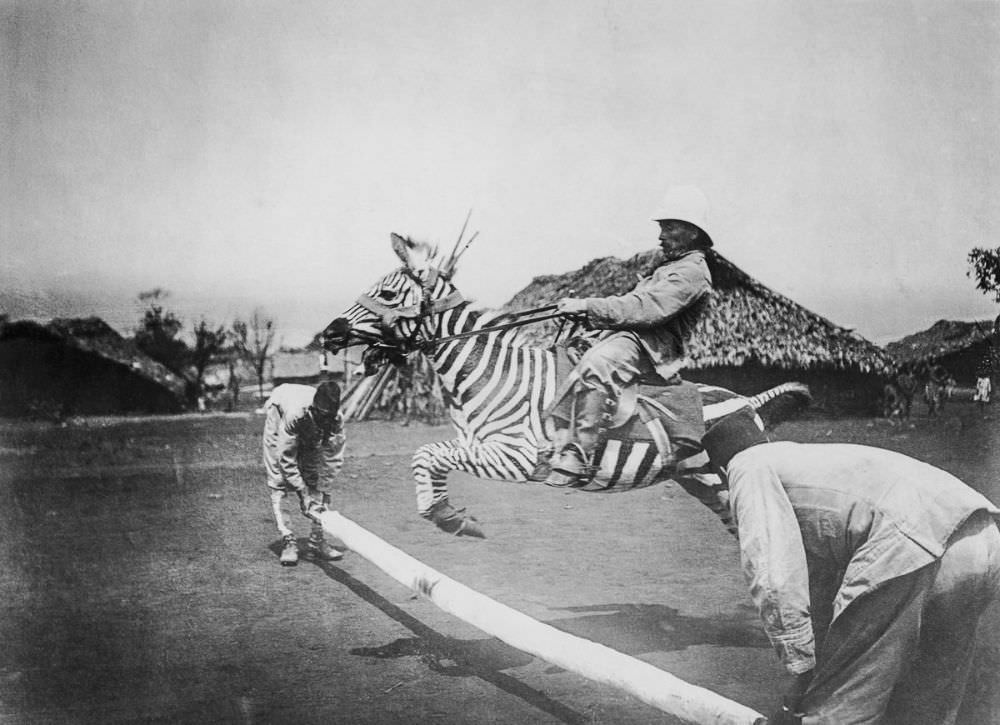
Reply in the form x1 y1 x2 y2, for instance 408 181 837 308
734 441 995 549
266 383 316 417
729 441 998 617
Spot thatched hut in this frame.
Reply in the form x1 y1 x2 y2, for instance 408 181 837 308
0 316 187 417
504 249 894 415
271 350 330 387
885 319 998 384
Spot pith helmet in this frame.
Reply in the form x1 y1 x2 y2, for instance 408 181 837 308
652 185 712 244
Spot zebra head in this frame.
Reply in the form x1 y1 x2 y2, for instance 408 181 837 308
322 233 466 367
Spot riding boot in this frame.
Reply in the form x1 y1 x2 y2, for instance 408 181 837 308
544 388 611 487
575 387 613 457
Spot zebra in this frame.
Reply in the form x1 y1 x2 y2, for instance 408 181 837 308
323 233 810 538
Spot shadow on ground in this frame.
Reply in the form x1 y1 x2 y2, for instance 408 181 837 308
310 554 770 724
312 559 589 724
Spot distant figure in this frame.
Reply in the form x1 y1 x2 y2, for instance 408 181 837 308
701 409 1000 725
882 381 906 425
923 381 943 419
923 365 947 419
974 375 992 416
945 376 958 401
886 365 917 423
227 360 241 412
262 382 346 566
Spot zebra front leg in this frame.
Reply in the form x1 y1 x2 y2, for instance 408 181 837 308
413 438 536 538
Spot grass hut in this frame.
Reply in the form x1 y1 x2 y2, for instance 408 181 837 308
271 350 329 387
504 249 894 415
0 316 187 417
885 319 998 385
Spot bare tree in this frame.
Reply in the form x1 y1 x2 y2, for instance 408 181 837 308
232 309 276 400
190 319 228 404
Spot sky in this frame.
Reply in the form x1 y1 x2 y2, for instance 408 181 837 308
3 0 999 347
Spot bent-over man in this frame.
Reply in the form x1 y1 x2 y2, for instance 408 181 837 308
700 409 1000 725
263 381 346 566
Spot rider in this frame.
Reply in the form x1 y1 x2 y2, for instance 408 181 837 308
541 185 715 486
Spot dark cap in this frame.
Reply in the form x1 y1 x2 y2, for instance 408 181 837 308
701 409 769 471
312 381 341 417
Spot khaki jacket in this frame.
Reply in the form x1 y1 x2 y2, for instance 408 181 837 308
264 383 345 491
581 250 712 380
727 441 1000 675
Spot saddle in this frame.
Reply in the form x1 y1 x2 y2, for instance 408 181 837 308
549 341 705 466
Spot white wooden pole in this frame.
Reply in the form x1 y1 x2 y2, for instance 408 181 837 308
317 510 764 725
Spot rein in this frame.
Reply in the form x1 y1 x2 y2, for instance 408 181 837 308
350 264 576 358
423 305 568 349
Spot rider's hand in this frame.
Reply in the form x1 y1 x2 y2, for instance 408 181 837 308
557 298 588 316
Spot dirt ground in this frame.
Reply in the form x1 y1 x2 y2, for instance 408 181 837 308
1 399 998 724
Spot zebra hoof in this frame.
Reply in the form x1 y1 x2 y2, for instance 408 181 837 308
527 461 553 482
457 517 486 539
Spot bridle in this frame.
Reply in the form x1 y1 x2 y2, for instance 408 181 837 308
353 266 467 357
347 265 574 371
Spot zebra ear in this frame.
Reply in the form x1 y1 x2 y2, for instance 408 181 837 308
390 232 410 265
390 233 438 278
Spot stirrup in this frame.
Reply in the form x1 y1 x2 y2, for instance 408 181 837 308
543 444 593 487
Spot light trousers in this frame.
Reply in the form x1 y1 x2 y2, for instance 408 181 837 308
802 511 1000 724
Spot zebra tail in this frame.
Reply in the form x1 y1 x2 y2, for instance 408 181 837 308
748 382 812 427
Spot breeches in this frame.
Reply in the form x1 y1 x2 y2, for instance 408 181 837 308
262 409 333 495
263 450 332 495
573 332 655 396
802 511 1000 725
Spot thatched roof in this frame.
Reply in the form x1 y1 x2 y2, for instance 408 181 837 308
504 249 894 375
272 350 325 381
0 316 188 400
884 319 995 364
277 345 364 379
